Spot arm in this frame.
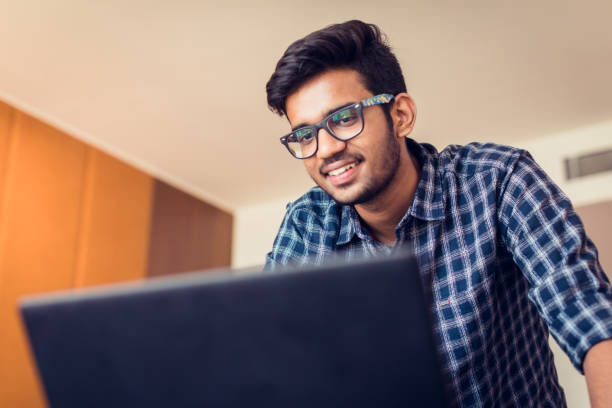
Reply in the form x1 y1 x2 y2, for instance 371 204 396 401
263 190 348 271
263 200 312 271
263 202 300 271
498 150 612 373
584 339 612 408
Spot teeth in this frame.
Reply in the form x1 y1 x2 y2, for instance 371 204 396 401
328 163 356 176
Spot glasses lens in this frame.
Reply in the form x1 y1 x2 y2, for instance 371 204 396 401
327 106 362 140
286 128 316 158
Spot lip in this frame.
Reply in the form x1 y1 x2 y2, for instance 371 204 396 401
326 161 360 186
321 159 360 176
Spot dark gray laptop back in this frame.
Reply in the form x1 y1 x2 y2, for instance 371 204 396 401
20 253 447 407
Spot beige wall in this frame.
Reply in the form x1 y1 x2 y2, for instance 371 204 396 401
232 200 288 269
575 201 612 277
232 120 612 407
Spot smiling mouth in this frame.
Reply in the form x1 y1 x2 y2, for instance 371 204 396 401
323 160 361 187
328 162 357 176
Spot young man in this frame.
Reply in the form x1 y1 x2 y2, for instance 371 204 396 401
264 20 612 407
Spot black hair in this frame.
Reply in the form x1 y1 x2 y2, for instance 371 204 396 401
266 20 407 117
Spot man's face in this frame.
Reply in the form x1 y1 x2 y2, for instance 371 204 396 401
285 69 401 205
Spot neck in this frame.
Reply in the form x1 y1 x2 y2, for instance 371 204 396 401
355 147 420 246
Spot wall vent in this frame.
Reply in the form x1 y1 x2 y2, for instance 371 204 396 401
564 148 612 180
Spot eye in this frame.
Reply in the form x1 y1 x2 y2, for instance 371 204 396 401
291 129 315 144
331 108 358 127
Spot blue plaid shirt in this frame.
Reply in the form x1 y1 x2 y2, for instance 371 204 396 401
265 139 612 407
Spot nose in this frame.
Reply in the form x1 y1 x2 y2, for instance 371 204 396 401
316 128 346 159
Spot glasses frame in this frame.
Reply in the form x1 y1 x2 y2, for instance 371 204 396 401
279 93 395 159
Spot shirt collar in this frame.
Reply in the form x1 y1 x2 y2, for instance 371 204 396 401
405 138 446 222
336 138 446 246
337 205 363 245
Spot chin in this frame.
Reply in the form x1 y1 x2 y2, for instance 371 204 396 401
323 183 370 205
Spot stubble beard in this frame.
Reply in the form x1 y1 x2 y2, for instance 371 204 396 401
315 130 401 206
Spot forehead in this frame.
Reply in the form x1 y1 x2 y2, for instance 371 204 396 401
285 69 372 127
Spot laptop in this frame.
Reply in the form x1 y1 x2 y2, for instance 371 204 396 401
20 252 447 407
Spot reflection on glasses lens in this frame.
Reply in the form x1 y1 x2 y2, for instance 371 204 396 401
328 106 362 139
283 104 364 159
330 107 359 128
287 128 316 158
291 129 315 143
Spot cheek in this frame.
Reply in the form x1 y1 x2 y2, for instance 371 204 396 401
303 159 320 178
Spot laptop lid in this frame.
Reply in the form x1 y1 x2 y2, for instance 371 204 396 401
20 253 447 407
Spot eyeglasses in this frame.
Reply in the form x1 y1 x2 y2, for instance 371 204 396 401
280 93 395 159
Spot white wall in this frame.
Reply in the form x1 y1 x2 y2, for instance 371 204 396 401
232 120 612 407
232 199 292 269
515 119 612 208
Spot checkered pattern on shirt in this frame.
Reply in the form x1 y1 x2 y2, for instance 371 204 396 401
265 139 612 407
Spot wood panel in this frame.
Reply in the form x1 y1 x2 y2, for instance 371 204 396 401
0 101 231 406
147 180 233 276
73 148 153 287
0 101 15 226
0 109 154 407
0 111 87 407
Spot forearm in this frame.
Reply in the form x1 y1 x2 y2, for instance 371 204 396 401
584 339 612 408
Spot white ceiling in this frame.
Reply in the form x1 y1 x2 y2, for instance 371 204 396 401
1 0 611 211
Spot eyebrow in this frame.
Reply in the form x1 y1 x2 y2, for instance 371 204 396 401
290 101 357 131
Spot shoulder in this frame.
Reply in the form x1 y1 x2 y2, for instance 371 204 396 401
264 186 343 269
276 185 345 244
285 186 338 222
435 142 526 177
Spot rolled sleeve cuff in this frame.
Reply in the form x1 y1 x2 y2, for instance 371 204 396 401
550 292 612 373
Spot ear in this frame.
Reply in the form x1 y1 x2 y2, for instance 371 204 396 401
390 93 417 138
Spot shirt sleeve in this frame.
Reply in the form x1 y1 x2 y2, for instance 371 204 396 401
498 150 612 373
